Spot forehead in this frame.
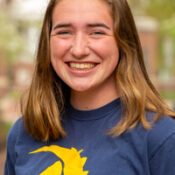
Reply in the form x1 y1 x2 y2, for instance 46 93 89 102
52 0 112 24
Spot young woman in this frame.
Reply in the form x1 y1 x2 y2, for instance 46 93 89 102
5 0 175 174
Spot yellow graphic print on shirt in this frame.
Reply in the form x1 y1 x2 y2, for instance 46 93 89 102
29 145 88 175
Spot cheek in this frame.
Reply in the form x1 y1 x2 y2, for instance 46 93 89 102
50 38 71 59
50 39 66 77
89 38 119 59
98 39 119 71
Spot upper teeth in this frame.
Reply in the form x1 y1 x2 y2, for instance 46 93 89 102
69 63 96 69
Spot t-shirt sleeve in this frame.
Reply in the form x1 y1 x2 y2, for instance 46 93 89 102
148 116 175 175
150 132 175 175
4 118 21 175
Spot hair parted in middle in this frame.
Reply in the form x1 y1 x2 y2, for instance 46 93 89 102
22 0 175 142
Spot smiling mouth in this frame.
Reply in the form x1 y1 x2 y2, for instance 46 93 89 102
68 62 97 70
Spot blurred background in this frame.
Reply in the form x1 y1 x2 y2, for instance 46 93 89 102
0 0 175 173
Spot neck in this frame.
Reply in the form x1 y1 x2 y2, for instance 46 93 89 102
70 76 119 110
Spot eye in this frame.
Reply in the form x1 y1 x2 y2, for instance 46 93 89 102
89 30 106 38
92 31 105 35
57 30 72 35
51 30 73 38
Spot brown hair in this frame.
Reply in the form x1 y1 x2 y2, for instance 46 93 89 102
22 0 175 142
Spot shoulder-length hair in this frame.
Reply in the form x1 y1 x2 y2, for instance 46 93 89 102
22 0 175 142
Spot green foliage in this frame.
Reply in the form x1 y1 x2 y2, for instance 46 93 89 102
0 118 12 150
0 11 24 63
160 91 175 100
145 0 175 40
129 0 175 21
134 0 175 36
129 0 175 98
161 18 175 38
145 0 175 21
7 90 22 99
159 18 175 74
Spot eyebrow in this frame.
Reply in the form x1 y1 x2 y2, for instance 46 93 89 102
53 23 111 30
87 23 110 30
53 23 71 30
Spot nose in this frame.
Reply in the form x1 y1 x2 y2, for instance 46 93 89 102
70 33 90 59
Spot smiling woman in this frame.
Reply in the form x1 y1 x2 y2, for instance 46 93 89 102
4 0 175 175
50 0 119 99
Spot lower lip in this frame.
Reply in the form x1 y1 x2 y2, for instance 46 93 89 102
65 63 99 76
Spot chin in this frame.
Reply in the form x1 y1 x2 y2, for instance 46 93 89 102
70 84 93 92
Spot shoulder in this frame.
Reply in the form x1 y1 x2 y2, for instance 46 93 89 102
7 117 23 146
147 115 175 159
145 115 175 174
5 117 24 172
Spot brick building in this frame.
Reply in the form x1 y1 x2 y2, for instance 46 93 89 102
136 17 158 80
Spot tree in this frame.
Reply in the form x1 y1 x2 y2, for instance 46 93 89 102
0 11 24 64
145 0 175 21
129 0 175 21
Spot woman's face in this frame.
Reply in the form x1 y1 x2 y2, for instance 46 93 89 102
50 0 119 93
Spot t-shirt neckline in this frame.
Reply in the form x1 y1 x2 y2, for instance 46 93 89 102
66 98 121 121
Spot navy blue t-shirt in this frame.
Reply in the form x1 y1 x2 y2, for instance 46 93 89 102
4 98 175 175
